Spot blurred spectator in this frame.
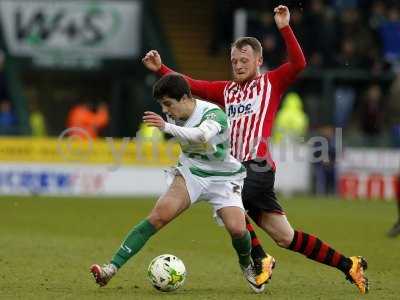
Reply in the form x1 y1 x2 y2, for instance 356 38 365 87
334 37 364 69
359 84 385 141
261 33 282 70
312 125 337 195
67 101 109 139
334 86 356 128
368 0 387 29
337 7 376 69
209 0 235 54
0 100 17 134
303 0 336 68
0 50 18 135
387 74 400 147
273 92 309 143
379 5 400 69
365 1 390 75
0 50 8 103
29 104 47 137
330 0 359 13
26 89 47 137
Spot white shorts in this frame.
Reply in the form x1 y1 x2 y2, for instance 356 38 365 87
165 165 245 224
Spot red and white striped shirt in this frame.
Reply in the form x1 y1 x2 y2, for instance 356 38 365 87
157 26 306 168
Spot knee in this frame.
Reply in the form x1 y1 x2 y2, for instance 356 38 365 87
258 212 294 248
228 225 247 239
273 233 293 248
148 210 169 230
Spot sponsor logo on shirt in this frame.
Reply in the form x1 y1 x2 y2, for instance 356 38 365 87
226 97 260 119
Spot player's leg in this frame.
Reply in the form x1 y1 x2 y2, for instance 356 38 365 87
218 206 252 268
111 175 190 267
256 211 369 294
245 215 267 261
207 179 264 293
387 173 400 237
244 215 274 286
244 160 368 293
219 207 265 291
90 175 191 286
242 160 278 286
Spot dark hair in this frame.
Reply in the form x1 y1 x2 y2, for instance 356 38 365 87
153 73 192 101
231 37 263 56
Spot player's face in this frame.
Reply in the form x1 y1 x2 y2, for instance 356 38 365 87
158 97 186 120
231 45 262 83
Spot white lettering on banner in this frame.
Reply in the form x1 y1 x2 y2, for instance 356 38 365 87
0 163 166 196
0 0 142 66
0 148 311 196
0 168 107 195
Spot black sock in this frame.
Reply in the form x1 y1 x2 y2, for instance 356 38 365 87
288 230 352 274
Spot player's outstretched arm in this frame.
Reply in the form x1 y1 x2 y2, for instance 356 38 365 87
142 50 227 107
268 5 306 91
143 111 220 143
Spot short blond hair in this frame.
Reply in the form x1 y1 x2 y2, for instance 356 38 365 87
231 37 263 56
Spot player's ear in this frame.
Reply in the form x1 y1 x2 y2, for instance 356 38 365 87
257 55 263 67
181 94 189 102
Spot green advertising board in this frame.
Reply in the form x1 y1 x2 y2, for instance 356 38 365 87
0 0 142 70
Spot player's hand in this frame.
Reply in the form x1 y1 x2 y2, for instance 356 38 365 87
274 5 290 29
143 111 166 130
142 50 162 72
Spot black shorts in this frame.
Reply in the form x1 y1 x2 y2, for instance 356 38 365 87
242 160 284 224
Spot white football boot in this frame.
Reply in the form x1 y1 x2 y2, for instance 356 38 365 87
90 263 118 287
240 263 265 293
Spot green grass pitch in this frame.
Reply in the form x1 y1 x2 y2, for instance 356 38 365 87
1 195 399 299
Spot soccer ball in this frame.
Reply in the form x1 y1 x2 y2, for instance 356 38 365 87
147 254 186 292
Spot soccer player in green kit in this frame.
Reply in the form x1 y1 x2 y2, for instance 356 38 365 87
90 73 264 292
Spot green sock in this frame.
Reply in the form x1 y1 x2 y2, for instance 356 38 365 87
232 231 252 267
111 219 157 269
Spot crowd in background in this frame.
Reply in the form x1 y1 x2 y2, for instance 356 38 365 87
245 0 399 72
240 0 400 149
212 0 400 71
0 48 110 138
210 0 400 194
0 0 399 196
0 50 17 135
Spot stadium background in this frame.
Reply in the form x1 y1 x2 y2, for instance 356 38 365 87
0 0 399 299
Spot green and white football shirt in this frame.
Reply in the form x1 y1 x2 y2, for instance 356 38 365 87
166 99 245 180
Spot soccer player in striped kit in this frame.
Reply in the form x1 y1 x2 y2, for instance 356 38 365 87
143 5 368 294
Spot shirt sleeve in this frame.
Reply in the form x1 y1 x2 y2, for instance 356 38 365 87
267 25 307 93
200 108 228 133
156 64 228 107
163 120 221 143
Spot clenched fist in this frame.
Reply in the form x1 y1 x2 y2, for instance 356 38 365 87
142 50 162 72
274 5 290 29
